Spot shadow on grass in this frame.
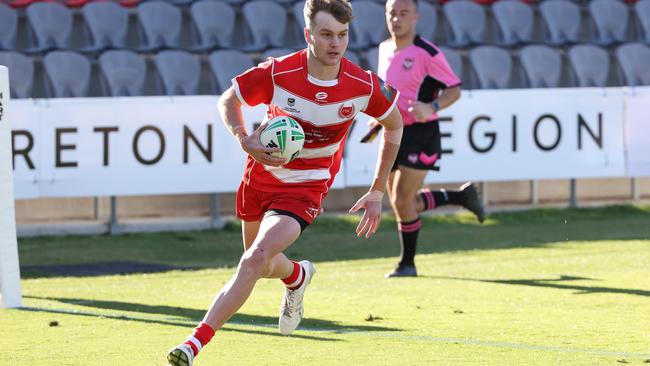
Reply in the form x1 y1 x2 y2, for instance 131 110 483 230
22 295 401 336
18 205 650 278
425 274 650 298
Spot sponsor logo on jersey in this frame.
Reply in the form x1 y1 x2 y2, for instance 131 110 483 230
315 92 328 100
288 98 295 107
338 104 355 119
403 57 414 70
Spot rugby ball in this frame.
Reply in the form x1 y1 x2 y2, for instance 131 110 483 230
259 116 305 163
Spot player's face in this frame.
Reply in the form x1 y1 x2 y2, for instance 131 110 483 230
386 0 418 39
306 11 349 67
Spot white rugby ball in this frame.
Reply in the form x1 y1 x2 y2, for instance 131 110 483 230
259 115 305 163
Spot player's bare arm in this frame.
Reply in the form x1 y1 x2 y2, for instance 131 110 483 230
217 86 285 167
408 85 461 122
350 106 403 238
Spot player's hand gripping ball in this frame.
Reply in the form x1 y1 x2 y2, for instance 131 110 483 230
259 116 305 163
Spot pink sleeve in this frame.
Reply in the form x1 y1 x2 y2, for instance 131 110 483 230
426 52 461 88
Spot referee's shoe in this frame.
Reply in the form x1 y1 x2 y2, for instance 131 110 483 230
460 182 485 223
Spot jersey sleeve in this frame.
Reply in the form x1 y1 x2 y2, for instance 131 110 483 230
362 72 400 121
231 58 274 107
426 52 461 88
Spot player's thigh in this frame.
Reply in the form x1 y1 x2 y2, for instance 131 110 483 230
394 165 428 199
242 220 261 251
248 214 302 259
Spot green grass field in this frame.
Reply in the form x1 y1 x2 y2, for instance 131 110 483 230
2 205 649 365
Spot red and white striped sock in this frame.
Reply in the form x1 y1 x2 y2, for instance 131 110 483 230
183 322 215 357
281 261 305 290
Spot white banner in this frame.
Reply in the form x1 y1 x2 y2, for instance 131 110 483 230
346 88 627 186
10 87 647 199
0 66 22 308
626 91 650 177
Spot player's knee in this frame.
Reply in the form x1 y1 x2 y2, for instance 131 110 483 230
392 192 415 213
239 247 272 278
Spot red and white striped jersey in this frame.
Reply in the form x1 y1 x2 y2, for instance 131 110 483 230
232 49 398 206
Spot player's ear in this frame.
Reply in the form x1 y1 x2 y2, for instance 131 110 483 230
304 27 311 44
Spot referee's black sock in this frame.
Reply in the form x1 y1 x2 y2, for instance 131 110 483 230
432 189 463 207
397 218 421 267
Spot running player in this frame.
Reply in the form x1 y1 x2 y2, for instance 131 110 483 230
166 0 403 364
373 0 485 278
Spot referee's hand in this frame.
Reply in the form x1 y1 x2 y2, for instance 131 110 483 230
408 100 435 122
240 125 285 166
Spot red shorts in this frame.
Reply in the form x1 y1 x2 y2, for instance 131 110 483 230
236 182 321 225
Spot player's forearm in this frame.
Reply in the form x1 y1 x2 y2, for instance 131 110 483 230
217 87 248 144
435 86 461 111
369 140 400 193
369 108 403 192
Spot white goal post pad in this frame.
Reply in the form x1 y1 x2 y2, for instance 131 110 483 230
0 65 22 308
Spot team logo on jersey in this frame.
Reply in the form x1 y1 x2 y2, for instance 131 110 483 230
338 104 355 119
403 57 414 70
315 92 328 100
287 98 295 107
378 77 397 102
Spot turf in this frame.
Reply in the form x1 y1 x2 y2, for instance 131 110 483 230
2 205 649 365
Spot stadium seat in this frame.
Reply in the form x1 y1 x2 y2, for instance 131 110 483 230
0 4 17 50
4 0 35 9
98 50 147 96
241 1 288 51
209 50 255 93
43 50 91 97
634 0 650 43
492 0 534 46
293 1 306 30
81 2 129 52
365 46 378 74
349 1 388 49
190 0 235 51
154 50 201 95
439 46 463 82
519 45 562 88
539 0 581 45
589 0 630 45
616 43 650 86
0 51 34 98
136 1 182 51
442 0 486 48
415 1 437 41
469 46 512 89
345 50 361 66
567 44 610 87
261 48 296 60
25 2 73 53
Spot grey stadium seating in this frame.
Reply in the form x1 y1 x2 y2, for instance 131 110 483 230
616 43 650 86
519 45 562 88
155 50 201 95
81 2 129 52
25 2 73 53
0 4 18 50
539 0 581 46
469 46 512 89
209 50 255 93
190 0 236 51
136 1 183 51
43 51 91 97
241 1 288 51
99 50 147 96
349 1 388 49
442 0 486 48
0 51 34 98
492 0 534 46
588 0 630 46
568 44 611 87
